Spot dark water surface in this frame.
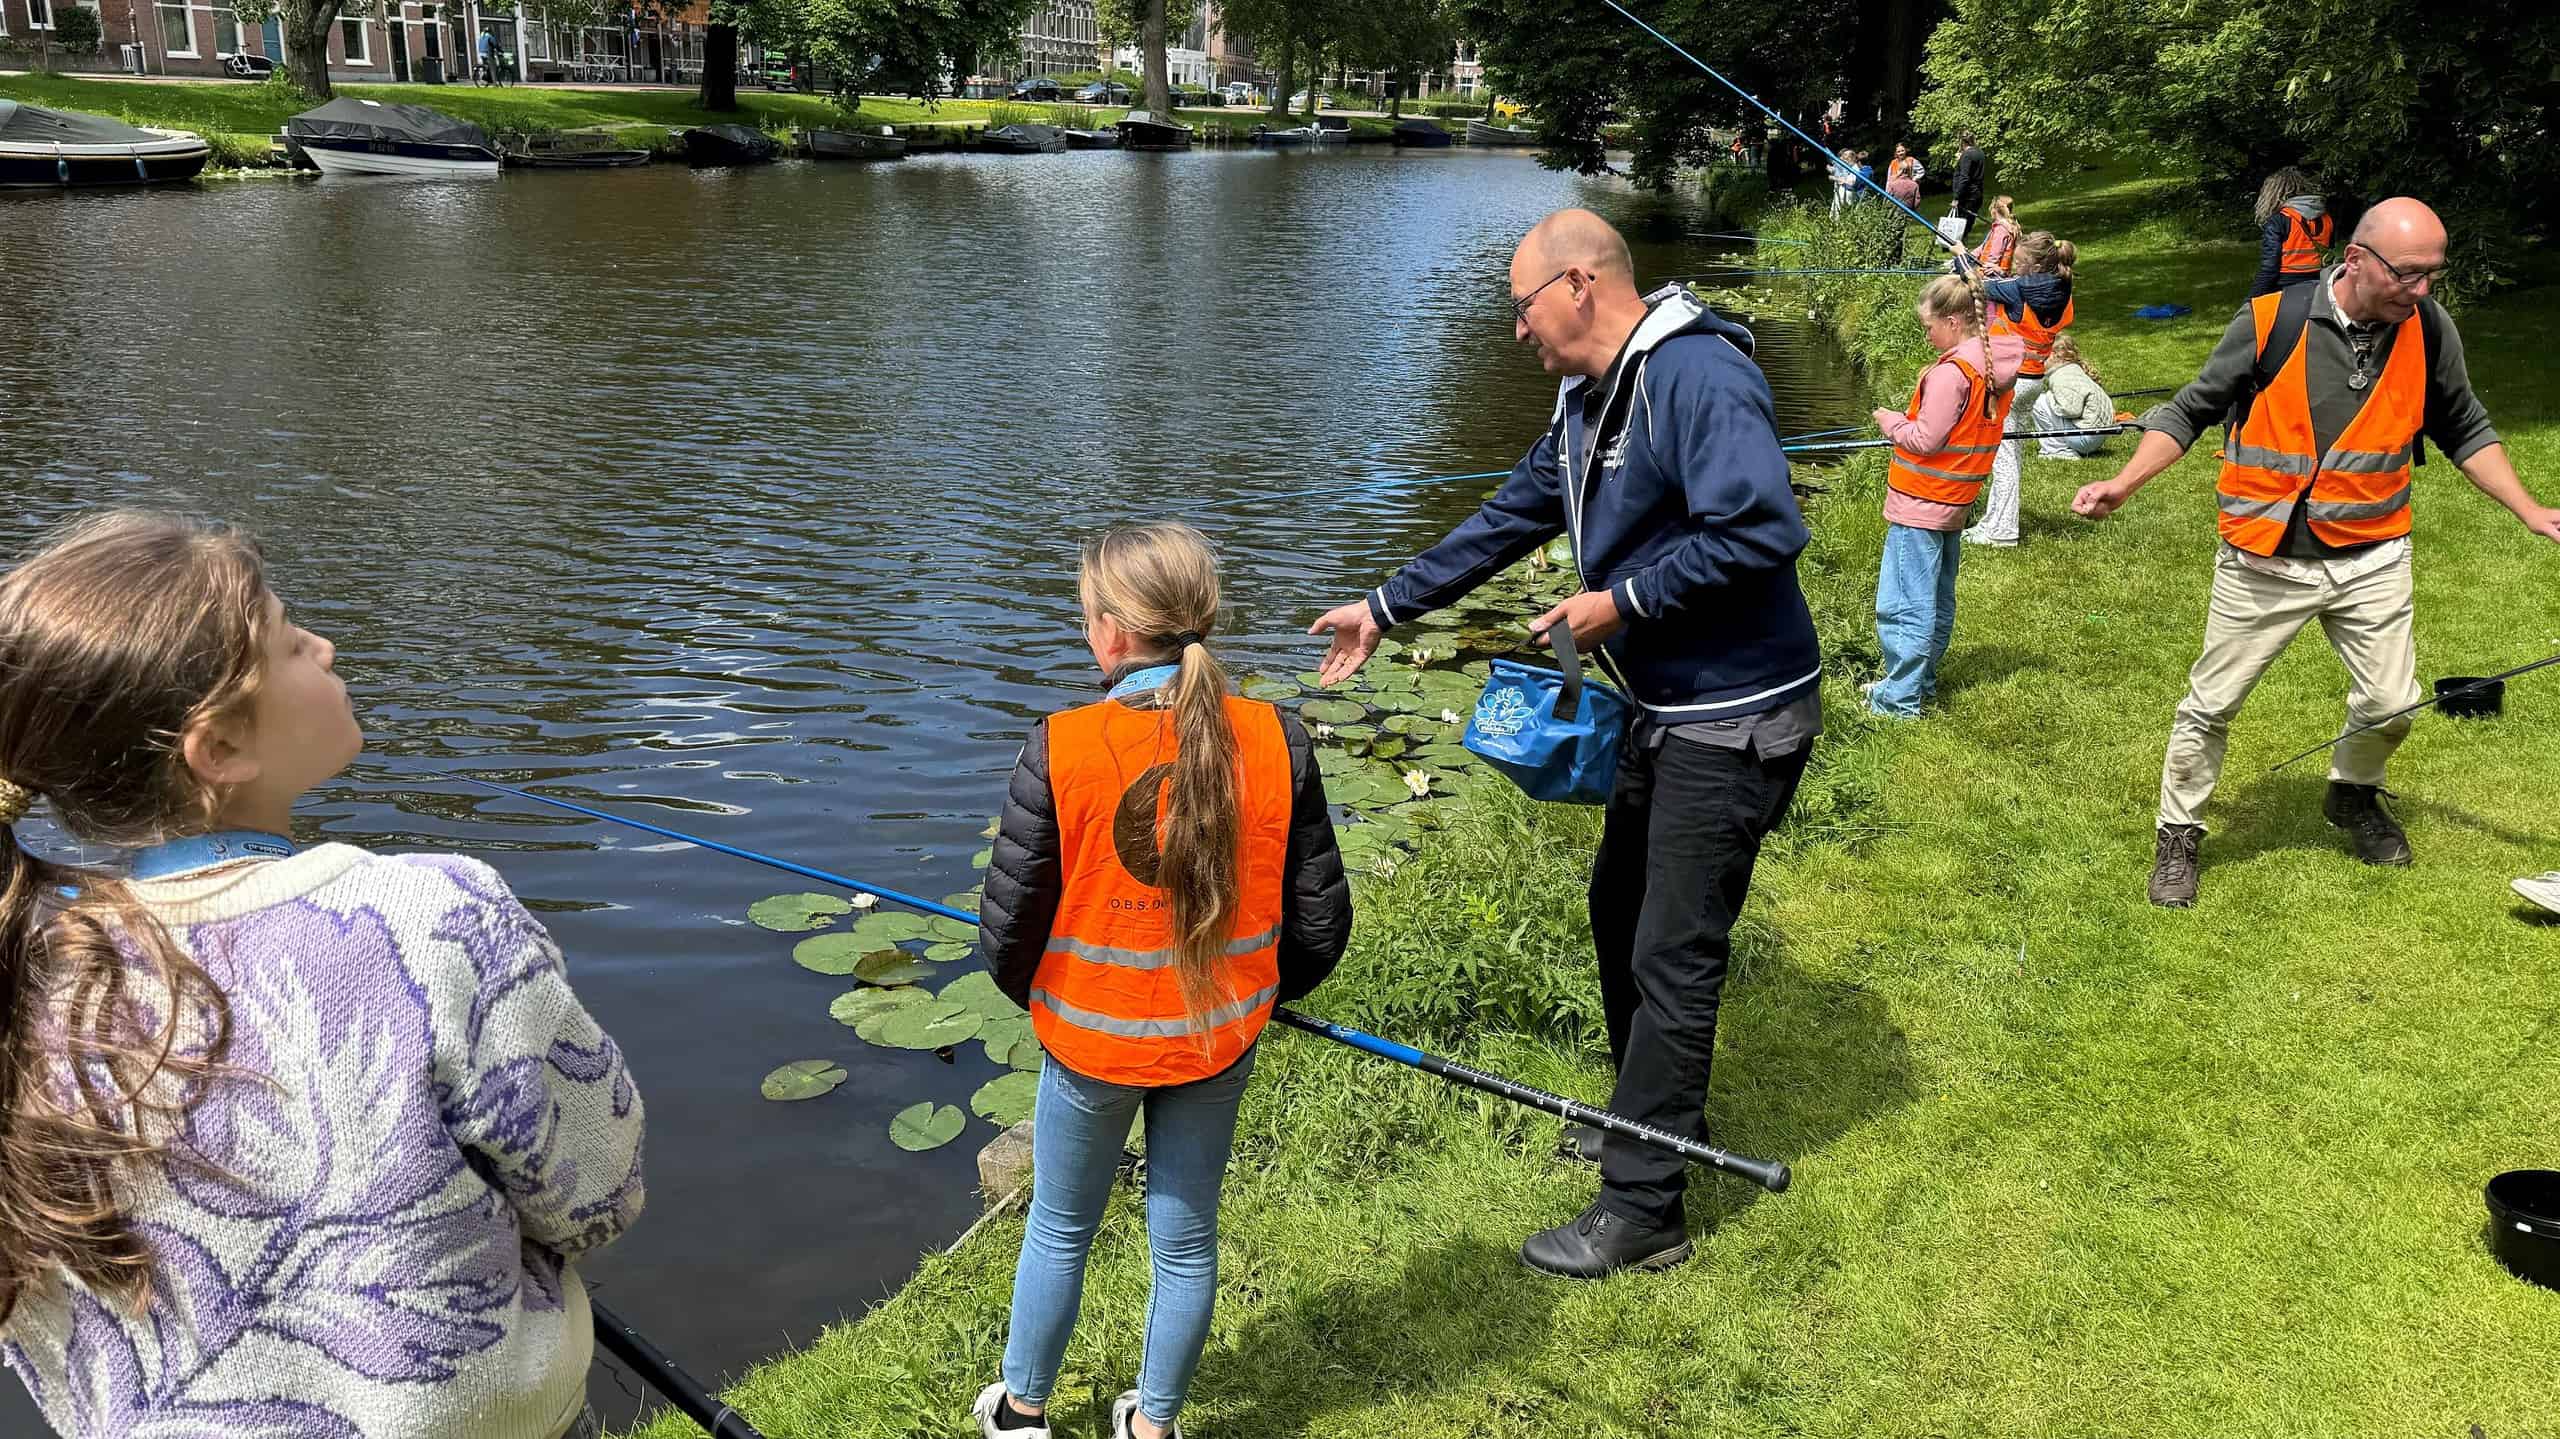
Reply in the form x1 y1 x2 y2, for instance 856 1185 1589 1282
0 147 1856 1430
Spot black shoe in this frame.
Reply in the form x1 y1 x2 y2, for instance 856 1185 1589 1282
2323 782 2413 866
1554 1124 1604 1164
2149 823 2203 908
1520 1202 1692 1279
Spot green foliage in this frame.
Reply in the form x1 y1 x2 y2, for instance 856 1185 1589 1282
1914 0 2560 286
1699 160 1771 227
1455 0 1855 189
50 3 102 51
201 131 275 169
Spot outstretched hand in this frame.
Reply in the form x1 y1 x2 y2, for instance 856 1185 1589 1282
2522 504 2560 546
2072 477 2135 520
1530 588 1624 649
1307 600 1383 687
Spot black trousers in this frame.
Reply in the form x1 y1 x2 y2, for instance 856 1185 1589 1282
1589 728 1810 1227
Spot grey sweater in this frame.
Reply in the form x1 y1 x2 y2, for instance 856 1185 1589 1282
2137 267 2499 556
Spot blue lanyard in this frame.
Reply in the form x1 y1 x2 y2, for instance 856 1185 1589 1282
1106 664 1182 702
128 830 299 880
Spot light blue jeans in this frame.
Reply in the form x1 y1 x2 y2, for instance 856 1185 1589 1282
1001 1047 1257 1428
1871 522 1963 717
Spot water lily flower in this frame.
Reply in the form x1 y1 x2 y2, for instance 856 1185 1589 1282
850 892 879 910
1402 769 1431 798
1316 723 1335 739
1440 708 1460 724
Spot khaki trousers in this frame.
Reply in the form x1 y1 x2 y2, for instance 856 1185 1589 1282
2158 542 2420 828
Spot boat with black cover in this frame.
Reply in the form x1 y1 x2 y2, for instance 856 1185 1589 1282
683 124 781 166
980 123 1066 154
1392 118 1453 148
1114 110 1195 151
286 98 500 177
0 99 210 187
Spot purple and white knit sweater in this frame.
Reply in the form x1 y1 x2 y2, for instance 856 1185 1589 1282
0 844 646 1439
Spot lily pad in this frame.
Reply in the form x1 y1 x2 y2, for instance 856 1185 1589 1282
868 1000 984 1050
971 846 994 869
1370 736 1408 760
854 948 936 986
889 1100 966 1151
761 1060 848 1102
1294 671 1326 688
924 942 972 964
942 890 983 912
1001 1035 1044 1070
970 1071 1039 1126
1241 676 1299 701
927 915 979 944
941 970 1026 1019
1301 697 1367 725
847 911 935 948
792 934 876 976
750 893 853 932
831 986 927 1026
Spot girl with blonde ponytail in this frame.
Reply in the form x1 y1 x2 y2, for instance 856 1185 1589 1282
1867 274 2023 716
976 521 1349 1439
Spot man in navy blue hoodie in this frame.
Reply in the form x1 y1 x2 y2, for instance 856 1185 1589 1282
1309 209 1823 1278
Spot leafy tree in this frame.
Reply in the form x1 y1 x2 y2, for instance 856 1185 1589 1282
1338 0 1455 116
1457 0 1858 190
1913 0 2560 286
1218 0 1344 115
695 0 1035 111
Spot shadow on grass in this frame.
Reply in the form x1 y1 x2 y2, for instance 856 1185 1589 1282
1935 642 2050 699
1206 1235 1582 1435
2211 769 2559 868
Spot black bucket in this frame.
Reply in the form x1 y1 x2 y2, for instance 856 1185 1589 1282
2484 1170 2560 1290
2435 676 2506 719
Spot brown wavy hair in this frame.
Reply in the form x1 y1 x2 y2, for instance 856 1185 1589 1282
0 511 273 1322
2016 230 2076 282
1077 522 1239 1033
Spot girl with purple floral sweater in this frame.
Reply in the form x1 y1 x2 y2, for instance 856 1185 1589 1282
0 511 645 1439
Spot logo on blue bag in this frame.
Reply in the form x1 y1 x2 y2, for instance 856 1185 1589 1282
1472 687 1535 739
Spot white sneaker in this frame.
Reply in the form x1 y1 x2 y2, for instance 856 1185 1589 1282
2513 871 2560 916
1111 1390 1182 1439
975 1382 1050 1439
1960 527 2018 548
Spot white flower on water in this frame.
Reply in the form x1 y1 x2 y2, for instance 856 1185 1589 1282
1316 723 1335 739
1440 708 1460 724
1402 769 1431 798
850 892 879 910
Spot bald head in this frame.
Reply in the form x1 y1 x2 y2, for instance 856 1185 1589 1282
2352 197 2447 256
1520 209 1634 287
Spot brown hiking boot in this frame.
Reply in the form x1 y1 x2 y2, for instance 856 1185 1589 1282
2149 823 2203 908
2322 782 2413 866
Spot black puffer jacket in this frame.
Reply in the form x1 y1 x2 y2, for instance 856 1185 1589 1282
980 682 1352 1018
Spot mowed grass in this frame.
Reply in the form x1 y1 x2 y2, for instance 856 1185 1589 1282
615 166 2560 1438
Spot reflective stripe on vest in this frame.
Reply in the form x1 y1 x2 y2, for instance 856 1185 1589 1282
2215 288 2425 555
1992 294 2074 377
2280 207 2332 276
1033 691 1292 1086
1886 351 2014 506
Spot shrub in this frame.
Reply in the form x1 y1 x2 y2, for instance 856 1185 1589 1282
52 3 103 52
1700 161 1771 227
203 131 274 168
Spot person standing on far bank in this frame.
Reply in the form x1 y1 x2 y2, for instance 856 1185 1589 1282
2072 198 2560 907
1952 132 1988 238
1308 209 1821 1279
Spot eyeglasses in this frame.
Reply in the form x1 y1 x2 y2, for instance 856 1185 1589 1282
2357 244 2447 290
1511 269 1570 325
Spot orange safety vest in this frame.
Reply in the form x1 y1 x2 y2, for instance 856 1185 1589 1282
2279 205 2332 277
2217 289 2424 555
1993 293 2074 378
1973 221 2016 274
1033 690 1292 1087
1886 350 2014 506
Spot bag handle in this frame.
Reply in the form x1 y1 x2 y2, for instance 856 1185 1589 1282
1545 618 1585 722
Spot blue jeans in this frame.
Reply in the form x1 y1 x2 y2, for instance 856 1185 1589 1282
1002 1047 1257 1427
1871 522 1963 716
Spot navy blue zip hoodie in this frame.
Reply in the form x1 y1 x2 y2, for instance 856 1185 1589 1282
1363 290 1822 722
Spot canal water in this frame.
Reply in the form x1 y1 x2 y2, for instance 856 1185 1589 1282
0 145 1858 1430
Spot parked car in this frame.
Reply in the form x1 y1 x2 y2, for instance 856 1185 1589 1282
1222 81 1256 104
1287 91 1340 111
1011 76 1065 101
1074 81 1131 105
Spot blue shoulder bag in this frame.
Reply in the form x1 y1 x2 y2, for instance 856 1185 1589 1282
1461 619 1630 805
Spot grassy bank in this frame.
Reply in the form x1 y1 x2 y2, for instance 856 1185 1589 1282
0 73 1397 158
610 160 2560 1439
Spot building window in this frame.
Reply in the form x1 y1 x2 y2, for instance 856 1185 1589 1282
159 0 196 54
28 0 53 27
215 7 241 52
339 11 370 63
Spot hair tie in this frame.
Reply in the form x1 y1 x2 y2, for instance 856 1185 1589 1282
1168 631 1205 650
0 778 32 826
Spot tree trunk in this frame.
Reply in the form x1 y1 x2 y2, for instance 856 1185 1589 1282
701 23 738 110
287 0 336 99
1269 33 1294 116
1140 0 1170 115
1302 52 1319 117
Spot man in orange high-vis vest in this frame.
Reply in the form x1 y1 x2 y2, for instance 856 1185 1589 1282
2074 198 2560 908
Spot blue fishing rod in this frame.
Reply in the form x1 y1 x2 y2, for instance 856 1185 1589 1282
1170 468 1510 515
1597 0 1964 259
463 777 1792 1192
1784 424 2129 454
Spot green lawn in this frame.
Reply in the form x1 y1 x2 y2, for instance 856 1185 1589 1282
602 164 2559 1437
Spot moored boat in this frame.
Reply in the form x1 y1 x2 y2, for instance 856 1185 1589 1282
1059 128 1121 150
805 126 908 161
1114 110 1195 151
1249 124 1318 147
287 98 500 178
980 123 1066 154
1391 118 1453 148
682 124 781 167
0 100 209 187
503 135 652 168
1466 118 1538 147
